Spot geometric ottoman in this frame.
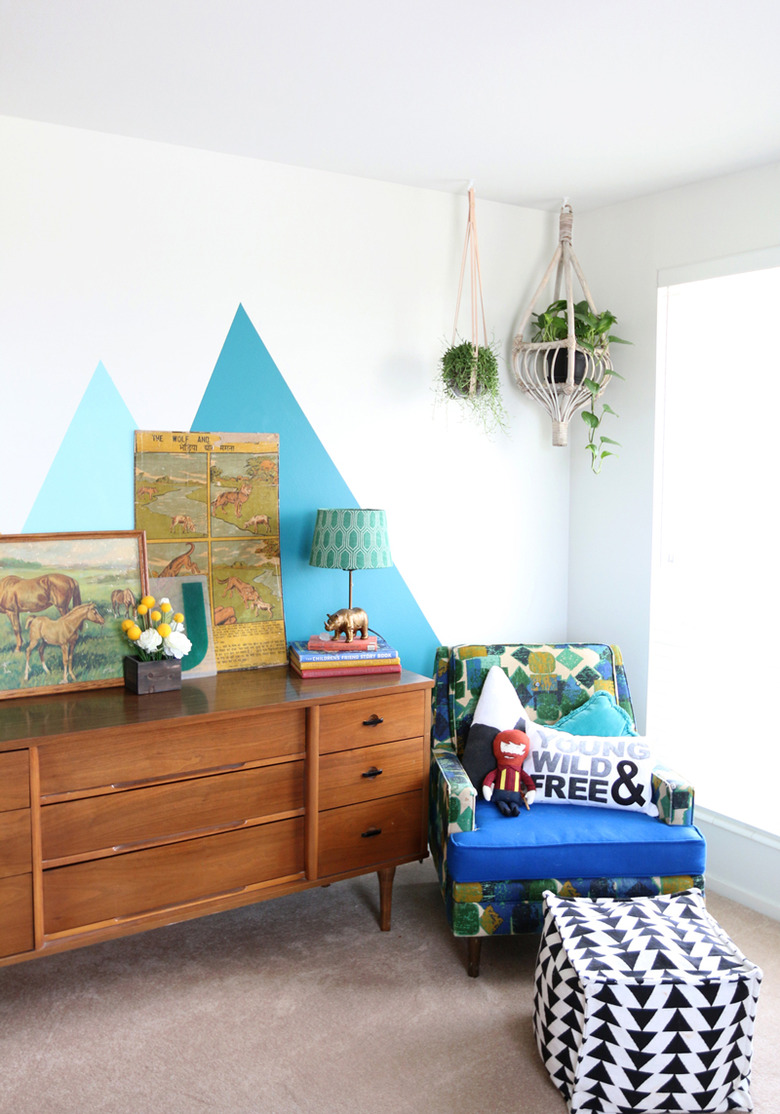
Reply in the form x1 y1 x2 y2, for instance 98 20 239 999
533 889 762 1113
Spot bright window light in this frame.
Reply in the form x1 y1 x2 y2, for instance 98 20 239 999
649 266 780 836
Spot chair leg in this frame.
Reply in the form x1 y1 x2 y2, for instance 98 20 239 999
467 936 482 978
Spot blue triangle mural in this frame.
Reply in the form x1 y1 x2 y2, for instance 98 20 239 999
24 362 137 533
192 305 438 677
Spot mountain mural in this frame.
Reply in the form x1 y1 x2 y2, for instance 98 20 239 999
21 307 438 676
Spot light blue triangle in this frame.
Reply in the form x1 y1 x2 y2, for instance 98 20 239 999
24 362 137 533
192 305 438 677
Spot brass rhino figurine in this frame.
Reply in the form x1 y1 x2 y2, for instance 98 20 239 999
324 608 369 642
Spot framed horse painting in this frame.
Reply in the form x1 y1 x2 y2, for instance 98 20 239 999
0 531 148 700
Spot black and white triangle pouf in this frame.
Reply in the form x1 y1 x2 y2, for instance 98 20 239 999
533 889 762 1113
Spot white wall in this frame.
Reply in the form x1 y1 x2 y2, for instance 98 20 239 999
0 115 569 655
570 164 780 729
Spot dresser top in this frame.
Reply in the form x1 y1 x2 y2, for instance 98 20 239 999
0 666 434 750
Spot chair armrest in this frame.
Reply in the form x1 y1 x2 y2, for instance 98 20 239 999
431 752 477 837
651 764 695 826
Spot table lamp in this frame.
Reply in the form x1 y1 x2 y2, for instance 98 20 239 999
309 508 392 633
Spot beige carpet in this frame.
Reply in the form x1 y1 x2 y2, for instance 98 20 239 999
0 860 777 1114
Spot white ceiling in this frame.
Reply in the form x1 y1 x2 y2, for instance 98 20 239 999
2 0 779 211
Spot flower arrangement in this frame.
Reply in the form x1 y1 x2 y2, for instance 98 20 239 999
122 596 192 661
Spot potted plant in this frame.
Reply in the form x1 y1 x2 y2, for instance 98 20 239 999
438 338 508 436
121 594 193 693
530 298 628 384
529 298 629 472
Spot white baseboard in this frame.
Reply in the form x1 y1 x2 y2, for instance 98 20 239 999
696 807 780 922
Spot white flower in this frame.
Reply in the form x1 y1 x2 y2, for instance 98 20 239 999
137 628 163 653
163 629 192 659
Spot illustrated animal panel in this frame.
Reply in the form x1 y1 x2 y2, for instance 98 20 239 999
210 539 281 623
134 452 209 538
146 542 209 579
209 452 278 538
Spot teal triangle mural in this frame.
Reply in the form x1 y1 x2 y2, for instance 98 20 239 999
24 362 137 534
192 305 438 677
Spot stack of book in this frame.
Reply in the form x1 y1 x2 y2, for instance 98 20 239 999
288 634 401 679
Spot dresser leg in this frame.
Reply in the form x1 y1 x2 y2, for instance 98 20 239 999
377 865 396 931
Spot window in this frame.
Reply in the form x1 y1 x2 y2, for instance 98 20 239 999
649 263 780 836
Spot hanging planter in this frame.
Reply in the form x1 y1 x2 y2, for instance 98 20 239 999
511 204 628 467
438 186 507 436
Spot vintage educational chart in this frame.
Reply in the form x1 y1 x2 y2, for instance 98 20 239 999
134 431 287 671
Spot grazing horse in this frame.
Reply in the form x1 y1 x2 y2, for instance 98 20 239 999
24 602 105 684
0 573 81 652
110 588 137 618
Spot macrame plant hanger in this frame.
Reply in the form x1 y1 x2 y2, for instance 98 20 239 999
512 202 613 446
451 183 488 396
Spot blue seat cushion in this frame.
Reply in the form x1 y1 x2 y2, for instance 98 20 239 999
447 801 706 883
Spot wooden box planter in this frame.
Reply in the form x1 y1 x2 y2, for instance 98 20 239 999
123 656 182 694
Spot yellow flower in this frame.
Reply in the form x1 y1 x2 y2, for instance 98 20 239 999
157 622 172 639
173 612 184 624
140 596 156 609
121 619 134 632
151 610 162 623
137 604 148 616
160 601 172 613
127 625 142 641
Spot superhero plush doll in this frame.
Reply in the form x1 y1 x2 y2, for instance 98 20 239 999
482 728 536 817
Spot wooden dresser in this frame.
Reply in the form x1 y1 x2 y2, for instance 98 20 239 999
0 666 433 967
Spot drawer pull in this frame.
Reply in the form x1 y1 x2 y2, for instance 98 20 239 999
361 827 382 838
362 714 384 727
362 766 383 779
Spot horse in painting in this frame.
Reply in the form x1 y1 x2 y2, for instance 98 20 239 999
110 588 137 618
24 602 105 684
0 573 82 652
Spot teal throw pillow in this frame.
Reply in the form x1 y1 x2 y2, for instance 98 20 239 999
554 691 635 736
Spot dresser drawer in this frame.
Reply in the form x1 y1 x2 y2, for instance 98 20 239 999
318 691 426 754
0 873 34 958
0 751 30 811
38 707 306 796
319 738 423 811
43 818 305 934
0 809 32 879
41 760 304 862
318 791 423 877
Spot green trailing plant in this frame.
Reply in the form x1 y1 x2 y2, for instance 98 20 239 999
531 298 630 473
438 339 508 436
582 376 622 474
530 298 628 351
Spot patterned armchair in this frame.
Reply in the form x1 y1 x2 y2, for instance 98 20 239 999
430 643 706 976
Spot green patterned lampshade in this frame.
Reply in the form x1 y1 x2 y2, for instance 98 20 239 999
309 508 392 610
